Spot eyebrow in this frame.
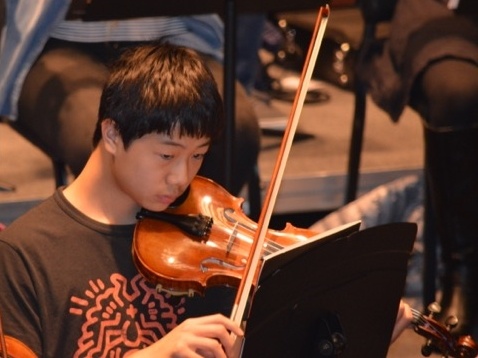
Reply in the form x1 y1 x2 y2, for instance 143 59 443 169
160 138 211 149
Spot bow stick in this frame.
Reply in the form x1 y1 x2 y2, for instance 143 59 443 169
230 5 330 355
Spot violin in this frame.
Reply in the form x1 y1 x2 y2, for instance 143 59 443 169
0 336 37 358
411 303 478 358
132 175 320 296
0 310 37 358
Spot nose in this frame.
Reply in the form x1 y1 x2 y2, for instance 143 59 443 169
167 160 192 188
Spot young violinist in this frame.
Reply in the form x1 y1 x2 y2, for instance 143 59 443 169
0 42 412 357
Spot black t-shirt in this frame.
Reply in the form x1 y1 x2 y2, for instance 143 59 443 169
0 189 235 357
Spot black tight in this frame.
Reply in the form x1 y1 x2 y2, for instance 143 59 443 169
411 58 478 131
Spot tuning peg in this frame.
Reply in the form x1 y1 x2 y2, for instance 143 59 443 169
421 343 434 357
426 302 442 318
445 315 459 330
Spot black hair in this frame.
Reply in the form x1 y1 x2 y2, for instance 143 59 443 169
93 42 224 148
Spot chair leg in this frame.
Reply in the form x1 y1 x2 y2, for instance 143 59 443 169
422 175 437 307
344 23 376 205
52 160 68 188
344 78 367 204
247 164 262 221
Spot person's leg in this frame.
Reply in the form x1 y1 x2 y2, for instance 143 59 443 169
235 14 267 93
14 45 108 177
14 42 260 195
411 58 478 336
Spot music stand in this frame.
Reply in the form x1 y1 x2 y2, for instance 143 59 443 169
241 222 417 357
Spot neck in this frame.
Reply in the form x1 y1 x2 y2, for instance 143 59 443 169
63 148 140 225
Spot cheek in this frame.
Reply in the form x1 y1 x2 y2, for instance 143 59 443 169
191 158 205 176
113 153 162 198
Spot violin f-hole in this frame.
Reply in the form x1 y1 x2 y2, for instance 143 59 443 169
200 257 245 273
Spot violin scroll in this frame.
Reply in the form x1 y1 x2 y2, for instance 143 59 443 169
411 302 478 358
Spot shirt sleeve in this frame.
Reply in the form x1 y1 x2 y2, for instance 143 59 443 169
0 240 42 355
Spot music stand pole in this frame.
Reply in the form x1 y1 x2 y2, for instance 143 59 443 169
223 0 236 192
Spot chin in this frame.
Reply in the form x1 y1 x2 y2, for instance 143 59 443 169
142 202 170 213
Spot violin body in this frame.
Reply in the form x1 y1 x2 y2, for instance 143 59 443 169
132 176 319 296
0 336 37 358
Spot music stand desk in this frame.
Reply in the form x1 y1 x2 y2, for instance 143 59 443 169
242 222 417 357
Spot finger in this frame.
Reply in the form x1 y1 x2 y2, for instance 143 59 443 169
178 314 244 357
222 334 244 358
391 301 413 343
186 314 244 337
191 336 227 358
207 314 244 337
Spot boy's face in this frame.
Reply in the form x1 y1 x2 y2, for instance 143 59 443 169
106 123 211 212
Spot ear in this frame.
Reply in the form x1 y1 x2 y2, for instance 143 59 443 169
101 119 121 154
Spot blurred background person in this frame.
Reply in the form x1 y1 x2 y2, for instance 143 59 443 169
0 0 262 196
363 0 478 336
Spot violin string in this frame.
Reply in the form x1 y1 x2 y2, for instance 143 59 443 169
410 308 444 338
411 308 429 326
263 240 284 255
228 227 284 256
224 219 284 256
221 208 287 255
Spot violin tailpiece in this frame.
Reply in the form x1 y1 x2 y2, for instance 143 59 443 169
136 209 213 239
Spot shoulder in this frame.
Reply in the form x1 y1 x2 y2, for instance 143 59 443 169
0 191 68 246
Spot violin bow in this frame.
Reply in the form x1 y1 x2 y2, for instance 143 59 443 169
229 4 330 353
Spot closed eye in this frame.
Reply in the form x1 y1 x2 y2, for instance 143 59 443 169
160 153 174 160
193 153 207 160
